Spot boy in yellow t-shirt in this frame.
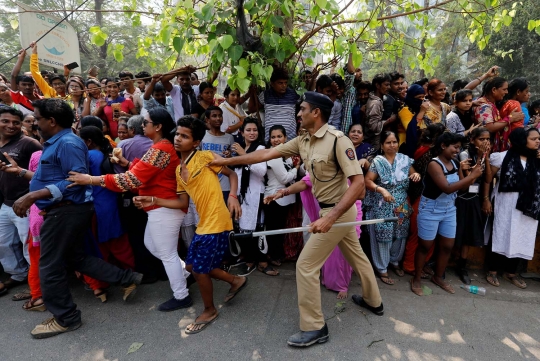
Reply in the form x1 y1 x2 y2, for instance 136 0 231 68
137 116 247 334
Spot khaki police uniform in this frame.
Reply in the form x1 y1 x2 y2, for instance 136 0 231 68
276 123 382 331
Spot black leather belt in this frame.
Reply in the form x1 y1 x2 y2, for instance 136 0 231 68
318 202 337 209
39 201 73 215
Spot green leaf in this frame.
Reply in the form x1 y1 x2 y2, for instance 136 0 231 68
201 4 213 22
270 15 285 29
251 63 262 76
235 65 247 78
160 26 173 45
89 26 101 34
9 18 18 30
275 49 286 63
91 34 106 47
127 342 143 354
236 78 251 93
113 49 124 62
315 0 327 10
228 45 243 62
173 37 185 53
244 0 254 11
219 34 234 49
264 65 274 80
239 58 249 69
281 1 291 17
528 20 536 31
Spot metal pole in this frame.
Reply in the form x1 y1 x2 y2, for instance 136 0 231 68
249 217 398 237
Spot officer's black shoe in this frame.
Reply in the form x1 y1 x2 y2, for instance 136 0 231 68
352 295 384 316
287 323 329 347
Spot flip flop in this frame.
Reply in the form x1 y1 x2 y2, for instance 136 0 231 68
379 275 395 285
410 278 423 296
431 276 455 294
503 273 527 289
486 273 500 287
185 313 220 335
391 266 405 277
224 277 248 303
12 290 31 301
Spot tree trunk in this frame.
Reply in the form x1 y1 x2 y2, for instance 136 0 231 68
94 0 108 67
418 0 429 78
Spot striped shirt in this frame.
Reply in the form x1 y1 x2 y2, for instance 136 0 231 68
259 88 299 142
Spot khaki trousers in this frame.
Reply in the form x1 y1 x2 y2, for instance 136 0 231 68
297 204 382 331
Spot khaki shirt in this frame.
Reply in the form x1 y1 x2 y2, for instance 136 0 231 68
276 123 362 204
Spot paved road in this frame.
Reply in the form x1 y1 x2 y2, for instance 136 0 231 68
1 265 540 361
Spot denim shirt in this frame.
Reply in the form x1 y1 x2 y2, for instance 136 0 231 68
29 128 93 210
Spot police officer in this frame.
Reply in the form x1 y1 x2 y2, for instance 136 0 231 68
211 91 383 347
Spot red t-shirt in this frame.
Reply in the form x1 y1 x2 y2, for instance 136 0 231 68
103 98 135 138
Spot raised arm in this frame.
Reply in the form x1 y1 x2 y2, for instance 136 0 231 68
428 161 483 194
144 74 161 100
11 49 26 91
29 42 55 98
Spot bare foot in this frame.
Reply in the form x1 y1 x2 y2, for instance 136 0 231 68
337 291 348 299
186 309 219 333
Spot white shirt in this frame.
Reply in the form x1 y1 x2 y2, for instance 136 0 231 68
265 156 297 206
220 102 246 135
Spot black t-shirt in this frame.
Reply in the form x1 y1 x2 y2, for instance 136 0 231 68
0 134 43 206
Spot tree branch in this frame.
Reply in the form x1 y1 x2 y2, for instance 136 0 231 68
293 0 456 52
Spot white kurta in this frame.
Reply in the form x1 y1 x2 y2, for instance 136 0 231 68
235 145 267 231
491 151 538 260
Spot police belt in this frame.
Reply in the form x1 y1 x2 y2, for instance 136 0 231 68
318 202 337 209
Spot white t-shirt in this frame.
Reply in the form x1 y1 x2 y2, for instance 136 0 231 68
220 102 246 135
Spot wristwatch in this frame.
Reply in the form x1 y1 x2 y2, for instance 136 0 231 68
17 168 27 178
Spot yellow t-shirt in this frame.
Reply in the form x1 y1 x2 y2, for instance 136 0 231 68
176 150 233 234
398 106 414 146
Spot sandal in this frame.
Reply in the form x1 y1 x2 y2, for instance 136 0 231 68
185 313 220 335
423 265 435 276
224 277 248 303
486 272 500 287
503 273 527 289
431 276 455 294
379 274 395 285
410 278 423 296
22 297 46 312
94 289 108 303
391 266 405 277
404 269 431 280
12 290 31 301
270 259 282 267
257 265 279 276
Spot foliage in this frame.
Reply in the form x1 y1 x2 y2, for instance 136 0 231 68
477 1 540 95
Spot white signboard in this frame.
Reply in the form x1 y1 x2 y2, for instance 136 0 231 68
17 2 81 73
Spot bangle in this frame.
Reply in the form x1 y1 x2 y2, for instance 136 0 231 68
483 196 490 201
476 77 482 82
99 175 105 187
283 188 291 196
229 194 238 199
89 175 93 185
375 186 379 193
151 196 155 205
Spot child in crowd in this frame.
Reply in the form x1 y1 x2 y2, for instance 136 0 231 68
201 106 235 200
135 116 247 334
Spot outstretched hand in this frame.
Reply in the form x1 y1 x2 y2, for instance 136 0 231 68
66 171 92 188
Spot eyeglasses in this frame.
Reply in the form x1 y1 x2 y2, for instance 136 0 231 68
142 120 154 126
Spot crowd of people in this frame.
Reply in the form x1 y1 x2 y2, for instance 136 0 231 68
1 42 540 345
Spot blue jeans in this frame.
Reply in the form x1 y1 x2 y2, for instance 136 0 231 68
0 204 29 281
417 195 457 240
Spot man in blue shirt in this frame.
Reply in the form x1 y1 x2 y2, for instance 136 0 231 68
12 99 143 339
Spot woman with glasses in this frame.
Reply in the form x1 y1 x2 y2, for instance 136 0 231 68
67 108 192 310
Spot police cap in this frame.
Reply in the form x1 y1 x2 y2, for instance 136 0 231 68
301 91 334 112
